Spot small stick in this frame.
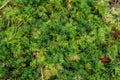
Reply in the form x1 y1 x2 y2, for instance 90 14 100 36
0 0 11 10
41 67 44 80
115 62 120 65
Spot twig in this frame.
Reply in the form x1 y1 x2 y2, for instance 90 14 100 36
0 0 11 10
115 62 120 65
41 67 44 80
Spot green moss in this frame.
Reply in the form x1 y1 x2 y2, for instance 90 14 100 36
0 0 120 79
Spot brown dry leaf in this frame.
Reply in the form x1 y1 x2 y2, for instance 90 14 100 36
67 3 73 9
70 54 80 61
33 51 39 59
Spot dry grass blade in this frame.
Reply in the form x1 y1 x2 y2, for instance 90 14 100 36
0 0 11 10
